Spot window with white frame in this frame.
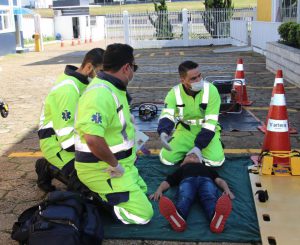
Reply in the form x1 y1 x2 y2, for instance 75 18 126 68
0 9 12 32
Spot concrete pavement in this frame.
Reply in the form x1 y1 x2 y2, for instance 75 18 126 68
0 41 299 245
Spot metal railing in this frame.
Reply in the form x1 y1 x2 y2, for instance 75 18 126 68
281 5 298 22
105 8 256 41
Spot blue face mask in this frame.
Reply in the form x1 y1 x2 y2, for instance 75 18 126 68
190 78 204 92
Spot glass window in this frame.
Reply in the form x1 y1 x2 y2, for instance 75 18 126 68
90 16 96 26
0 9 12 32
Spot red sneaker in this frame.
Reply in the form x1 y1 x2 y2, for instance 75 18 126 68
210 194 232 233
159 196 187 232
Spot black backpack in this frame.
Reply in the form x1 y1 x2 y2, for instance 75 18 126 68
11 191 103 245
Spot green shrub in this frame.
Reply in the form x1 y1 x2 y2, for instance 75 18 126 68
297 25 300 48
278 22 300 48
278 22 294 42
288 22 298 45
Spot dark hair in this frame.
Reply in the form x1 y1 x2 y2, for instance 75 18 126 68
103 43 134 72
81 48 104 67
178 60 199 77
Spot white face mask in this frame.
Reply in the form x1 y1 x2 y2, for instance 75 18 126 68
87 77 93 83
190 78 204 92
125 65 134 84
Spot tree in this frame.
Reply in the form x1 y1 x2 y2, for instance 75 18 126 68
148 0 173 40
204 0 233 9
203 0 234 38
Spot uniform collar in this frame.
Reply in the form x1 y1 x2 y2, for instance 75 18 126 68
98 71 132 104
98 71 127 91
64 65 89 85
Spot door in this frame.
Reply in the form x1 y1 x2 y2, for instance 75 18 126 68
72 17 80 38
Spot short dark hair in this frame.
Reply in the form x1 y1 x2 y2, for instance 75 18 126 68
81 48 105 68
103 43 134 72
178 60 199 77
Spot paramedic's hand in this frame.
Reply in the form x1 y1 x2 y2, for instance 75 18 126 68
104 163 124 178
160 132 172 151
187 147 203 163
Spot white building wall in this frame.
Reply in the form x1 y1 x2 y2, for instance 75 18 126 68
35 0 53 8
230 20 248 46
251 21 281 54
22 16 54 39
54 15 90 41
91 16 105 41
54 16 73 40
79 15 90 41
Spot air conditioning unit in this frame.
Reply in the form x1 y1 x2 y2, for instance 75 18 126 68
54 10 62 16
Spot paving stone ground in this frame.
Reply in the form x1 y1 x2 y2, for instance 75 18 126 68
0 41 299 245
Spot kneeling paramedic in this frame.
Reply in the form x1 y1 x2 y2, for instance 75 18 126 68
74 43 153 225
158 60 225 167
37 48 104 192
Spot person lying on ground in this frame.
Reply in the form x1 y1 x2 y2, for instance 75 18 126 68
150 153 235 233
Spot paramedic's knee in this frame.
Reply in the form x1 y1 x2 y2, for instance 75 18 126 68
203 157 225 167
159 150 175 165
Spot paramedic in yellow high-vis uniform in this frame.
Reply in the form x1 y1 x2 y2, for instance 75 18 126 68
158 60 225 167
74 44 153 225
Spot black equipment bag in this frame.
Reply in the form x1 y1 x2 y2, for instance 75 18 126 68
11 191 103 245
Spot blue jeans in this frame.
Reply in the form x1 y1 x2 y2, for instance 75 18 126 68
176 176 219 221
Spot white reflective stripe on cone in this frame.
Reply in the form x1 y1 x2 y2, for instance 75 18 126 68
236 64 243 71
233 79 245 86
267 119 289 132
271 94 286 106
114 206 150 225
274 78 283 85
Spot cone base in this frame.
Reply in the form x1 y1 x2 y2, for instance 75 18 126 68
258 124 298 134
250 155 260 165
239 100 253 106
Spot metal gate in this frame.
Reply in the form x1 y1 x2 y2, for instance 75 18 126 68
105 8 256 49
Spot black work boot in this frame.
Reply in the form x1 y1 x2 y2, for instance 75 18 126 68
35 158 56 192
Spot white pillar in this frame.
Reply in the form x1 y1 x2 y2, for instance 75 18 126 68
297 0 300 23
272 0 281 22
34 14 44 51
182 8 189 46
123 10 130 44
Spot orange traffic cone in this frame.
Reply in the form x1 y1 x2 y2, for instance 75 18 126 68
258 70 297 134
89 35 92 43
77 36 81 45
71 38 75 46
60 38 64 48
84 36 88 44
261 80 291 165
233 58 253 106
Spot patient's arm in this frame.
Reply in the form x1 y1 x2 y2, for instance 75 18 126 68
149 181 170 201
215 177 235 200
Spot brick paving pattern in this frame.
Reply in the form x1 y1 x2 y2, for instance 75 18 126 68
0 42 299 245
